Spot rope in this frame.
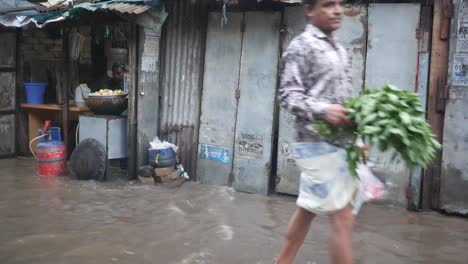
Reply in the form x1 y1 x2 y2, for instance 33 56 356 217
29 134 48 160
221 0 229 28
75 123 80 147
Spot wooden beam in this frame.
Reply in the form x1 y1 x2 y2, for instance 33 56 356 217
63 26 70 158
127 23 138 180
425 0 450 210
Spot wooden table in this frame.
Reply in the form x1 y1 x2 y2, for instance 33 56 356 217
21 103 91 152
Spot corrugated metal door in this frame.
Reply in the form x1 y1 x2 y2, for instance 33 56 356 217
233 12 281 194
0 31 16 157
198 12 280 194
440 1 468 214
197 13 243 186
365 3 421 205
275 5 367 194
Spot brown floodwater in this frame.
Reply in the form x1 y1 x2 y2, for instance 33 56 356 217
0 158 467 264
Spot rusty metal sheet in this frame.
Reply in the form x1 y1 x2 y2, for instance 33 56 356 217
275 5 367 195
0 72 15 111
0 32 15 67
365 3 421 205
0 114 15 156
440 1 468 214
197 12 243 186
159 0 207 179
232 12 281 195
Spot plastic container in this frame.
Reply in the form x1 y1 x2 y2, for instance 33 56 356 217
149 148 176 168
24 83 47 104
74 84 91 106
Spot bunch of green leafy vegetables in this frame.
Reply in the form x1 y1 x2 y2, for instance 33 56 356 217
315 85 441 179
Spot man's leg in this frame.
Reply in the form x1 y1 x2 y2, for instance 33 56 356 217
329 205 355 264
276 207 316 264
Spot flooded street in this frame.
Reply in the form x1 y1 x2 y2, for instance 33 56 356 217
0 158 467 264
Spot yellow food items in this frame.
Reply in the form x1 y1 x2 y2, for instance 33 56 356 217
91 89 126 96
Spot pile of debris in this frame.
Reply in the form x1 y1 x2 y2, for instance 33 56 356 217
138 137 189 188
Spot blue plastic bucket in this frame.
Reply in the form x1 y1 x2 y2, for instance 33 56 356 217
24 83 47 104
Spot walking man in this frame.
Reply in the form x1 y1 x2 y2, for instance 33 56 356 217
276 0 362 263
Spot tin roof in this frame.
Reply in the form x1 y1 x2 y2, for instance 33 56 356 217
0 0 160 27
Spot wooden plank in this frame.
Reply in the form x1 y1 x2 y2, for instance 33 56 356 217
127 23 138 180
133 6 151 15
426 0 449 210
20 103 90 112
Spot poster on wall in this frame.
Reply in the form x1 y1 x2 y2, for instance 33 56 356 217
141 29 159 73
457 0 468 52
237 133 264 160
457 20 468 53
200 144 232 164
452 54 468 86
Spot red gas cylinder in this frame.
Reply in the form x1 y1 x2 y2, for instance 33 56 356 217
35 127 68 177
36 143 67 177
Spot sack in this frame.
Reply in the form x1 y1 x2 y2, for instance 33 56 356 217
357 164 387 202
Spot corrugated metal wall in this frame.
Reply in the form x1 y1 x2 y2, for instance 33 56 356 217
159 0 208 179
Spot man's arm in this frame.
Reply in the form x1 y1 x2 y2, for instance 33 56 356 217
278 50 330 121
279 47 350 127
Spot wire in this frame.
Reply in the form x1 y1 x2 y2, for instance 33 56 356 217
76 123 80 146
221 0 229 28
29 134 48 160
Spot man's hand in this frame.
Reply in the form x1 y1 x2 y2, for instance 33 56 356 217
324 104 351 127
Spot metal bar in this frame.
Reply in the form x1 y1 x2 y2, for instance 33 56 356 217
0 6 36 15
192 0 209 180
127 23 138 180
15 28 22 156
409 52 430 211
133 6 151 15
0 110 16 115
0 67 15 72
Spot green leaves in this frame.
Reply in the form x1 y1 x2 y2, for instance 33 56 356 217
314 84 441 179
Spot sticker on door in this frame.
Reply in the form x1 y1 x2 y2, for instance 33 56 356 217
237 133 264 160
200 144 232 164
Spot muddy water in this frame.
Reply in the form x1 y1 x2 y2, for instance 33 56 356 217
0 158 467 264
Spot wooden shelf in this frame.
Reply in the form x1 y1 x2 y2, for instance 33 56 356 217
20 103 90 112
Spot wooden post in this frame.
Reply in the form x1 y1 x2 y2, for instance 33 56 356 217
425 0 450 210
63 26 70 157
127 23 138 180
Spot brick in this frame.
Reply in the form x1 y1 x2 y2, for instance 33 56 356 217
54 52 65 59
40 38 55 45
33 31 47 38
20 44 33 51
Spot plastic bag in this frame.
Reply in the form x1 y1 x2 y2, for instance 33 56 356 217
357 163 387 202
149 137 178 152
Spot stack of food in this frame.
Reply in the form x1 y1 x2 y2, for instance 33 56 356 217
90 89 126 96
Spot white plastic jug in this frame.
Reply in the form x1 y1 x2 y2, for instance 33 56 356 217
75 84 91 106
